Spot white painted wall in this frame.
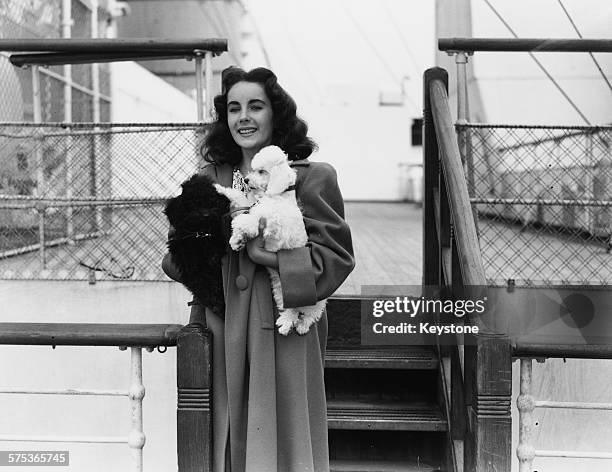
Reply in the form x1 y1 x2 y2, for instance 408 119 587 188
304 99 423 201
110 62 197 123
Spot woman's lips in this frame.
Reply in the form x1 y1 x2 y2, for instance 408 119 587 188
238 128 256 136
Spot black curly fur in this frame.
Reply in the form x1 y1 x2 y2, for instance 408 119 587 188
164 174 230 318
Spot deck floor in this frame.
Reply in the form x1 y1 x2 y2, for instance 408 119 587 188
336 202 423 296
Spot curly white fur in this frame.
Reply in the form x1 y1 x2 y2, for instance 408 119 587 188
216 145 326 335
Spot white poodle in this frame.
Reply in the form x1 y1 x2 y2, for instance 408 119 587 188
215 145 326 335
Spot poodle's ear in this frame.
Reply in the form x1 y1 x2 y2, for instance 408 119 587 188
163 196 182 227
265 162 296 196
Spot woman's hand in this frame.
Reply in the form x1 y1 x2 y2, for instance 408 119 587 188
246 234 279 269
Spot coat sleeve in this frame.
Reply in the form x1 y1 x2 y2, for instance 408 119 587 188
277 162 355 307
161 164 218 283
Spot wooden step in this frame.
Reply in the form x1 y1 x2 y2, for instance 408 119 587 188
330 459 440 472
325 347 437 370
327 400 446 431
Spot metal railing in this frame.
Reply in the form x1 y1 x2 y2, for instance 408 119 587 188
517 358 612 471
466 123 612 286
436 37 612 472
0 322 212 472
0 122 209 281
423 67 512 472
439 37 612 287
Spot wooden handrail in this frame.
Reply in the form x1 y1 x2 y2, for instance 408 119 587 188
424 68 512 472
429 80 487 288
439 37 612 53
0 323 183 346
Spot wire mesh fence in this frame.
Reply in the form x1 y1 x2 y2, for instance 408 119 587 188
0 123 208 281
463 123 612 286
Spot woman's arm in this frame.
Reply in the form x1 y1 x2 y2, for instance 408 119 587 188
275 162 355 307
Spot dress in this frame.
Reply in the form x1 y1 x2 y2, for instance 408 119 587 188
165 159 354 472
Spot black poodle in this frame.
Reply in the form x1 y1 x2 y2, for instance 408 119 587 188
164 174 230 317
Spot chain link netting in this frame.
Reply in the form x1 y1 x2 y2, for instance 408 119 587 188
0 123 209 281
462 124 612 286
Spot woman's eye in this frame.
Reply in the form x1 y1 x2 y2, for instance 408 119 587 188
228 107 239 113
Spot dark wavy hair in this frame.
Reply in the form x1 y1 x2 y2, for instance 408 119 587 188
202 67 317 166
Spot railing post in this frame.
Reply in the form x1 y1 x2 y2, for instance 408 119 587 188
194 50 205 122
465 333 512 472
128 347 145 472
32 65 46 269
423 67 448 286
517 358 536 472
177 323 213 472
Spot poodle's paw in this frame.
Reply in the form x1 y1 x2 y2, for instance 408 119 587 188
275 316 294 336
294 314 314 335
263 224 282 241
233 213 259 237
229 232 247 251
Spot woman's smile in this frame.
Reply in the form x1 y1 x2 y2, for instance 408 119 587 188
227 81 274 157
237 126 257 137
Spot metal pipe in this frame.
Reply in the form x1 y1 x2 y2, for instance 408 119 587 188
535 450 612 459
0 435 128 443
31 65 46 268
194 51 204 122
439 37 612 53
128 347 145 472
0 388 128 396
205 50 213 120
471 197 612 207
10 51 205 67
0 38 228 52
61 0 74 241
517 358 535 472
91 0 103 233
535 400 612 410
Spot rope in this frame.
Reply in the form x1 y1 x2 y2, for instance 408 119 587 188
483 0 592 125
556 0 612 95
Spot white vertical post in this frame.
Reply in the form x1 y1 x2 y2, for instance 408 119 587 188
91 0 103 232
128 347 145 472
204 51 213 120
194 50 205 122
32 65 46 268
455 51 473 189
62 0 74 241
517 358 536 472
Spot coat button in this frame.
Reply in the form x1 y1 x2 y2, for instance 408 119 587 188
235 275 249 290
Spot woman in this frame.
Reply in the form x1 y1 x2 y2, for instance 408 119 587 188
163 67 354 472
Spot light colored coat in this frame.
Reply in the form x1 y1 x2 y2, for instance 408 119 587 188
164 159 354 472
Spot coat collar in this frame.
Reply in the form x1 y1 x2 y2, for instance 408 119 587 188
290 159 310 167
211 158 309 185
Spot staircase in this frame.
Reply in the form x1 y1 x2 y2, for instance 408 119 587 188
325 297 449 472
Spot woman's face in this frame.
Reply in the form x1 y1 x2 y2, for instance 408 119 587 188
227 81 274 156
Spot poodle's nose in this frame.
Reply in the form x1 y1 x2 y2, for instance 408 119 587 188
243 177 250 184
